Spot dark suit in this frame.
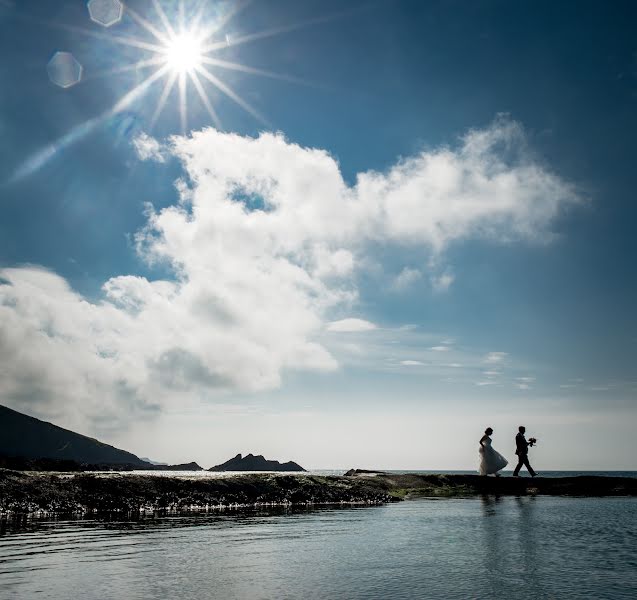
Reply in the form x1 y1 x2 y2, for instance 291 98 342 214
513 432 536 476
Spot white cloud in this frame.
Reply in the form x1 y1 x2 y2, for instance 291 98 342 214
430 345 450 352
391 267 422 291
483 370 501 377
400 360 425 366
431 270 454 292
327 318 378 333
0 117 579 425
133 132 165 163
484 351 508 363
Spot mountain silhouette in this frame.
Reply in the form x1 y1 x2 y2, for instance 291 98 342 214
209 453 305 472
0 404 152 468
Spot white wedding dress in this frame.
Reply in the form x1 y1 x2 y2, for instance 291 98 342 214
478 437 508 475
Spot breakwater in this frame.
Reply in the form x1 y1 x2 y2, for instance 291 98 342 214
2 470 636 515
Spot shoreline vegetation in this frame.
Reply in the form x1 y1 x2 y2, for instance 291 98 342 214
1 469 636 516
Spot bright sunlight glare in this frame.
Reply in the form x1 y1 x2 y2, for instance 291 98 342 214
164 33 203 73
12 0 292 180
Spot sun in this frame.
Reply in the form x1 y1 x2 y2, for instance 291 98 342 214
12 0 313 180
164 33 203 74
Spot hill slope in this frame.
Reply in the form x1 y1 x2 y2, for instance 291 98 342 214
0 405 152 467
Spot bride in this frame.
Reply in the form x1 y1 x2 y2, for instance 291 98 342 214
479 427 508 476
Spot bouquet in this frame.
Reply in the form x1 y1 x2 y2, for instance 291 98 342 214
528 437 537 447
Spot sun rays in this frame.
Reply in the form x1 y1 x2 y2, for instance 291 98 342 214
10 0 318 181
106 0 271 133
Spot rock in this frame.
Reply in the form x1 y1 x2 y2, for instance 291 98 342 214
209 453 306 472
0 471 392 514
162 462 203 471
344 469 388 476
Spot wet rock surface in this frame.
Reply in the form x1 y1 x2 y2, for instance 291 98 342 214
2 471 635 515
346 471 637 497
0 470 393 514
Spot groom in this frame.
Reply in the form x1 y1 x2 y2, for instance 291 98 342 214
513 426 537 477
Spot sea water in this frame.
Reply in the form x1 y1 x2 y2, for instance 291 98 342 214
1 495 636 599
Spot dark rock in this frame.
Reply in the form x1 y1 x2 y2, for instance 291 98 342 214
0 405 153 468
209 453 306 472
2 471 635 515
365 473 637 497
162 462 203 471
0 471 392 514
344 469 388 476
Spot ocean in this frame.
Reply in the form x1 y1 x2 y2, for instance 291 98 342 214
1 473 636 599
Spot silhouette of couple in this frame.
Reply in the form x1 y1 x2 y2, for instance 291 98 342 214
479 426 537 477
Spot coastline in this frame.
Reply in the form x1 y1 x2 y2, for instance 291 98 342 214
0 470 395 515
2 469 636 516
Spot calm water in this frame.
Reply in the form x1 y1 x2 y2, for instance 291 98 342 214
1 496 636 599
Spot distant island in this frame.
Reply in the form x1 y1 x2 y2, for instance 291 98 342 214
209 453 306 472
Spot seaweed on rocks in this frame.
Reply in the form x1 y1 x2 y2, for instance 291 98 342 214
0 470 396 515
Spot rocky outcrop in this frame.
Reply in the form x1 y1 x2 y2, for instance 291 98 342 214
162 462 203 471
2 470 635 515
0 471 391 514
209 453 306 472
345 472 637 497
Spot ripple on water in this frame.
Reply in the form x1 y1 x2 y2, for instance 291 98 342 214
1 498 636 599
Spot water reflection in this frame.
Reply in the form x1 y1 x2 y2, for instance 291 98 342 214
479 495 544 596
1 498 636 600
0 505 346 537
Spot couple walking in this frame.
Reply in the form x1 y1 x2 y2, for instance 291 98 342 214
478 426 537 477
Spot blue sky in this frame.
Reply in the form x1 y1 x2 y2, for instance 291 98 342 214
0 0 635 469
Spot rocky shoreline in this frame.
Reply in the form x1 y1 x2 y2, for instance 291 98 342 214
1 470 635 515
0 470 395 514
344 471 637 498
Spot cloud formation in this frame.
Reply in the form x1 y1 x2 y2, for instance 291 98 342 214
391 267 422 291
133 132 165 163
327 318 378 333
0 117 579 425
484 351 508 363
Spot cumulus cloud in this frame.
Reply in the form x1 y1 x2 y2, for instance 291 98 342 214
133 132 165 163
0 117 579 425
327 318 377 333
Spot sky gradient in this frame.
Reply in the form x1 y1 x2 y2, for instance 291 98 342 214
1 0 636 470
